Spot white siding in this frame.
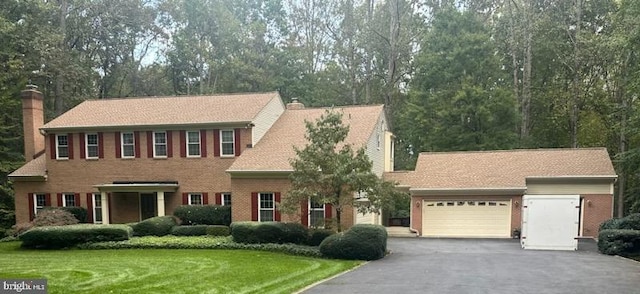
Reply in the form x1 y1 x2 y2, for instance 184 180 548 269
527 182 613 195
364 112 388 176
251 96 285 145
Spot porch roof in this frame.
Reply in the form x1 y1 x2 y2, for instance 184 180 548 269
94 181 179 192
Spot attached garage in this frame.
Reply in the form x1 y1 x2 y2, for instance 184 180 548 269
388 148 618 242
422 200 511 237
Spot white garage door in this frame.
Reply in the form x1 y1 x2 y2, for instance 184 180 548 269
422 200 511 237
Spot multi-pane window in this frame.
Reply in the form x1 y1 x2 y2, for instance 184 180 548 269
56 134 69 159
221 193 231 206
188 193 203 205
309 201 325 228
63 193 75 207
86 133 99 158
187 131 201 157
93 193 103 224
34 194 46 216
259 193 274 222
220 129 235 156
121 132 135 158
153 131 167 157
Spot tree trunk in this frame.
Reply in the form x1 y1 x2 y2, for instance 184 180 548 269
385 0 400 127
364 0 374 104
335 206 342 232
570 0 582 148
521 0 533 141
54 0 68 115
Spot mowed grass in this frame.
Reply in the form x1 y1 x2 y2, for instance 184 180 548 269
0 242 361 294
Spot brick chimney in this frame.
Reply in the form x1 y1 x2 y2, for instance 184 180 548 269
286 97 305 110
20 85 45 160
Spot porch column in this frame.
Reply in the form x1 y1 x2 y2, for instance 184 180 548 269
101 191 110 224
157 191 165 216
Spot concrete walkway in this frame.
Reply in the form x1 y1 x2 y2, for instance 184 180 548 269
302 238 640 294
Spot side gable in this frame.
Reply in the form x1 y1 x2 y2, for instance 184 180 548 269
250 95 285 146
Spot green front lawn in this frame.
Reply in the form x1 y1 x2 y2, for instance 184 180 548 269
0 242 361 293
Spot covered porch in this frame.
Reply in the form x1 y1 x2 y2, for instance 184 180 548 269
93 182 179 224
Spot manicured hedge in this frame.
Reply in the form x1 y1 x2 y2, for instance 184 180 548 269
598 229 640 256
231 222 312 245
308 229 335 246
319 224 387 260
599 213 640 231
171 225 209 236
206 225 230 236
173 205 231 226
20 224 132 249
130 216 177 236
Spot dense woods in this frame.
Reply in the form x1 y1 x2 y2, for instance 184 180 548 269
1 0 639 229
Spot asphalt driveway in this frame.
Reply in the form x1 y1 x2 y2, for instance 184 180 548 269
302 238 640 294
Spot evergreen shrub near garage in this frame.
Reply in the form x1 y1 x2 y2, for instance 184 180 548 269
600 213 640 231
173 205 231 225
319 224 387 260
597 229 640 256
130 216 177 236
206 225 230 236
307 229 335 246
20 224 132 249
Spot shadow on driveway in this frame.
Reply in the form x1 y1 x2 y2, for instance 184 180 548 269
302 238 640 294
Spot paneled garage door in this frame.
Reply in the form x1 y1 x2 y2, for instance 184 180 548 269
422 200 511 237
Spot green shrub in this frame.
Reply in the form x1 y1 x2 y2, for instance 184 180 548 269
308 229 335 246
253 222 286 244
282 223 308 244
20 224 132 249
206 225 230 236
58 207 88 223
319 224 387 260
598 229 640 256
130 216 177 236
618 213 640 230
173 205 231 226
230 222 260 243
171 225 209 236
599 218 622 232
32 209 78 227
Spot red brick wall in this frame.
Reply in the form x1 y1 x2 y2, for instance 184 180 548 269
14 128 251 224
580 194 613 237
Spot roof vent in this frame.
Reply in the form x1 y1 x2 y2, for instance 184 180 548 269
286 97 305 110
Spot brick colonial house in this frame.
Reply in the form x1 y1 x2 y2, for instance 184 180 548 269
10 87 392 228
386 149 617 238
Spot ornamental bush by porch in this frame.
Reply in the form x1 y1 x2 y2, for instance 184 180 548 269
131 216 177 236
20 224 132 249
173 205 231 226
598 229 640 256
319 224 387 260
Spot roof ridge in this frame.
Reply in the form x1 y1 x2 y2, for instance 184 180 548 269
80 91 280 102
286 104 384 111
419 147 607 155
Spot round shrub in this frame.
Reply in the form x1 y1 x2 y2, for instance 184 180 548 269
308 229 335 246
319 224 387 260
282 223 309 244
131 216 177 236
618 213 640 230
171 225 209 236
173 205 231 225
32 209 79 227
599 218 622 232
58 207 88 223
254 222 286 244
598 229 640 256
230 222 260 243
206 225 230 236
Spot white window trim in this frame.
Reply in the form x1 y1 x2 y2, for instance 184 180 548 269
220 129 235 157
93 193 103 224
153 131 167 158
56 134 69 160
258 192 274 222
62 193 75 207
221 193 231 206
188 193 203 205
85 133 99 159
309 200 326 228
33 194 46 216
186 131 201 158
121 132 135 158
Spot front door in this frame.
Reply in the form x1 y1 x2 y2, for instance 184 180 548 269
140 193 157 220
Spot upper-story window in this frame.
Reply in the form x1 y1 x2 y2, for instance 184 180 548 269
56 134 69 159
220 129 235 157
121 132 135 158
187 131 201 157
86 133 99 159
153 131 167 158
